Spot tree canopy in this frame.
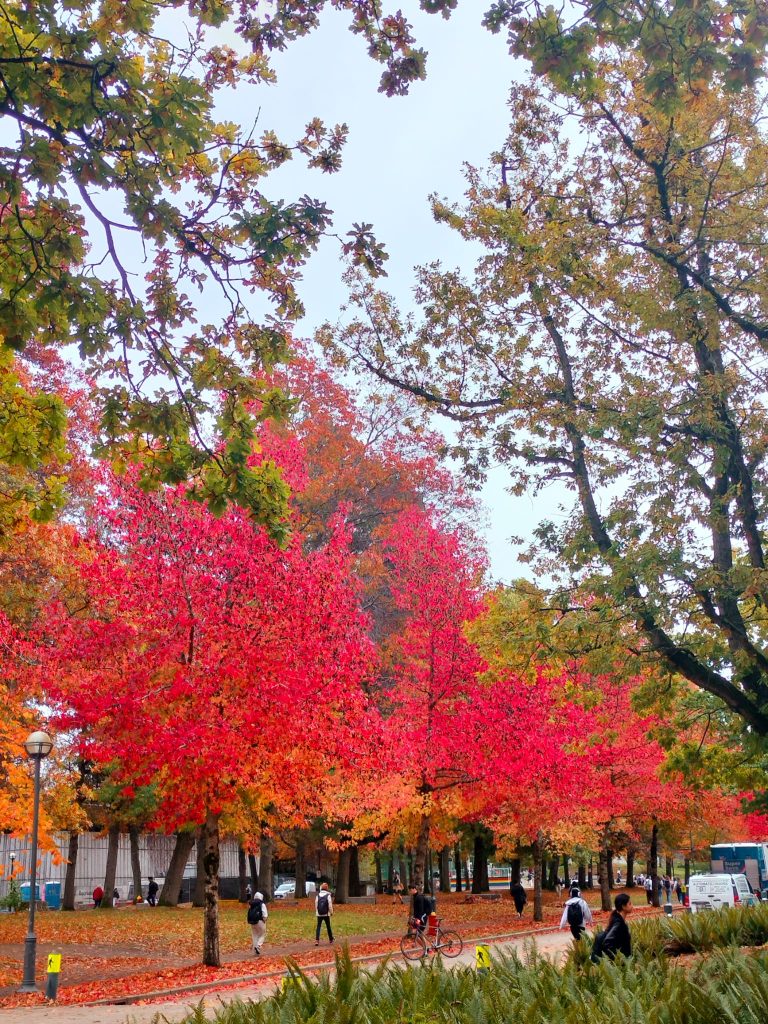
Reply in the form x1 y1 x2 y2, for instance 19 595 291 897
327 31 768 738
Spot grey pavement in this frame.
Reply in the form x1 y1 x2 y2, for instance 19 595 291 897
0 929 575 1024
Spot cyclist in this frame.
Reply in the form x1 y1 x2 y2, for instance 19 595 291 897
409 884 432 931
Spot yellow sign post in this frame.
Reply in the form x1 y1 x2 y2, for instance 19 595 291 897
45 954 61 1000
475 944 491 973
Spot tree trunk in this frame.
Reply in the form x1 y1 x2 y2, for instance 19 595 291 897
101 824 120 909
607 849 614 889
129 825 143 903
426 848 434 894
545 857 558 891
462 855 471 892
578 859 587 890
414 815 431 892
684 857 691 884
238 846 247 902
257 832 274 901
295 835 307 899
532 838 544 922
375 851 384 895
159 831 195 906
335 847 351 903
471 833 489 893
587 857 593 888
598 834 611 911
454 843 462 892
202 812 220 967
193 829 206 907
562 854 570 886
665 856 673 877
510 857 521 886
349 845 361 897
63 832 79 911
650 823 660 908
626 849 635 887
439 847 451 893
248 853 258 891
407 850 414 887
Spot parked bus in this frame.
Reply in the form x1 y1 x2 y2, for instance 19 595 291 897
710 842 768 893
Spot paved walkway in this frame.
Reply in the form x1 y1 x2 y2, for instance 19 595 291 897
0 929 575 1024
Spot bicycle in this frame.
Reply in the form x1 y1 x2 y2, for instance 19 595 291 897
400 916 464 960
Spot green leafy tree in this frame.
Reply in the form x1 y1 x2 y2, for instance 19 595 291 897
243 2 768 104
0 0 388 531
326 60 768 736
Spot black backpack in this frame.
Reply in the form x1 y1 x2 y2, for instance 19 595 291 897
247 898 264 924
567 900 584 928
317 892 330 915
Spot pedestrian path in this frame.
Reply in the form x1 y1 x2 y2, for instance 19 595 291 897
0 929 574 1024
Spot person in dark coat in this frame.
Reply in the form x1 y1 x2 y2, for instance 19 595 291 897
509 880 527 917
602 893 632 959
147 877 159 907
409 885 431 930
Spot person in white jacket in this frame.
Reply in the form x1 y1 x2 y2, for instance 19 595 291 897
559 888 593 940
315 882 334 945
248 891 268 955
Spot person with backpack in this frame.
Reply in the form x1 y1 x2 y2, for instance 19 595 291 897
409 884 432 931
592 893 632 962
315 882 334 945
247 890 268 955
559 886 593 940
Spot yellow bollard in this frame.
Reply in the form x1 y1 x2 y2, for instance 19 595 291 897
475 944 491 974
45 954 61 1000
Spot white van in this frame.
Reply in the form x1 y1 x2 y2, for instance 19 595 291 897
686 873 752 913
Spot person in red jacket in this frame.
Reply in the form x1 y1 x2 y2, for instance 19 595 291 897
92 885 104 908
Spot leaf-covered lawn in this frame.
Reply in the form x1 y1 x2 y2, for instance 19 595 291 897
0 901 407 957
0 892 608 957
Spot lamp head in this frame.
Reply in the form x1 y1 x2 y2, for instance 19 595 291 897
24 731 53 759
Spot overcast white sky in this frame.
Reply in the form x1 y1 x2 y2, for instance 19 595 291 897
211 6 569 583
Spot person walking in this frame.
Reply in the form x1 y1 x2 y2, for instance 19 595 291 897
247 890 268 955
559 886 593 941
644 875 653 905
392 870 404 904
147 877 159 907
92 885 104 909
315 882 334 945
509 879 527 917
598 893 632 960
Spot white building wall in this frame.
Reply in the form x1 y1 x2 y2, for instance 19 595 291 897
0 832 243 903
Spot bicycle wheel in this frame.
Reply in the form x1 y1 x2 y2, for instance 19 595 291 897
400 931 428 961
436 930 463 957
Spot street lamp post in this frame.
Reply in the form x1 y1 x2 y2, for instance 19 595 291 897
19 730 53 993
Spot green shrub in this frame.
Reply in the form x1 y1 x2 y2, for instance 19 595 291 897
0 879 25 913
174 943 768 1024
625 903 768 958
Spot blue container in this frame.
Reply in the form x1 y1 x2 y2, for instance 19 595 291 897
20 883 40 902
45 882 61 910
